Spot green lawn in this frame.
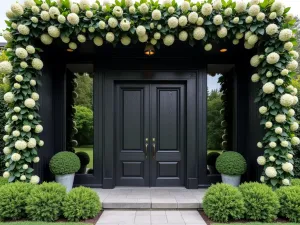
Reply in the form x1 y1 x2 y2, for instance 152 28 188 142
213 223 298 225
0 223 91 225
75 146 93 169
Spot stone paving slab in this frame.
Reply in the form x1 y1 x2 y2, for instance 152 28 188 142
93 188 206 209
96 210 206 225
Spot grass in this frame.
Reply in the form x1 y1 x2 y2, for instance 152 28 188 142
0 223 91 225
213 223 299 225
75 146 93 169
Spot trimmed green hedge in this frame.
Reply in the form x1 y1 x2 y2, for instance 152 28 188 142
216 151 247 175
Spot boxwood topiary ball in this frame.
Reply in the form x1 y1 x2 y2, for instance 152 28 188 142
49 151 80 175
76 151 90 166
216 151 247 175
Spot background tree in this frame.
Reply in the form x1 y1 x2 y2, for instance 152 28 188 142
207 89 223 150
74 105 93 146
74 74 93 109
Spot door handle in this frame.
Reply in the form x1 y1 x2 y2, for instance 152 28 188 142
145 138 148 159
152 138 156 159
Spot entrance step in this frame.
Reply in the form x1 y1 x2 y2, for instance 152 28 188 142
93 187 206 209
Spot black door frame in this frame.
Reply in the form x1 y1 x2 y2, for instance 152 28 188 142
102 70 198 189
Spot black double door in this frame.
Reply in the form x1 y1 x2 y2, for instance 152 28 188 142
115 82 186 186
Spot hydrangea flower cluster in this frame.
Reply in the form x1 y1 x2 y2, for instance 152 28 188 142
1 0 298 187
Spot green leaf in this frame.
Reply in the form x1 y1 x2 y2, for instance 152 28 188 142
270 178 278 186
8 176 15 183
284 7 291 14
257 28 265 35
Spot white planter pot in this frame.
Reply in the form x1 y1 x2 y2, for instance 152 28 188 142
55 174 75 192
221 174 241 187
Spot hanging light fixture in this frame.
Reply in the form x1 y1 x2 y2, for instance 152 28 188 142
220 48 228 53
144 43 155 56
67 48 74 52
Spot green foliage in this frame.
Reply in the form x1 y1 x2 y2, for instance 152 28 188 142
74 74 93 109
74 106 93 146
291 178 300 186
216 151 247 175
276 186 300 223
49 151 80 175
62 187 101 221
203 183 245 222
0 177 8 186
207 90 223 150
25 182 66 222
76 151 90 166
239 182 280 222
0 182 33 221
207 152 220 167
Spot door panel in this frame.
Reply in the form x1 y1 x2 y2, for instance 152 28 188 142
115 84 150 186
150 84 185 186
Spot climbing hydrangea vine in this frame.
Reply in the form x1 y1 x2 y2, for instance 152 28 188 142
0 0 299 187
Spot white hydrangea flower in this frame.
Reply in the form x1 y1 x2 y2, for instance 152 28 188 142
257 156 266 165
280 94 294 107
279 29 293 42
41 34 53 45
232 17 239 24
41 3 49 10
31 92 39 101
24 98 36 108
287 153 293 159
193 27 206 40
163 34 175 46
168 17 178 29
269 142 277 148
70 4 79 13
285 12 294 22
69 42 77 50
11 153 21 162
268 12 277 20
224 8 233 16
31 6 40 14
275 79 283 86
24 0 36 8
30 175 40 184
257 142 263 148
179 16 188 27
213 15 223 25
257 12 265 21
12 115 18 121
11 3 24 16
248 35 258 46
93 36 103 46
39 140 44 147
3 31 13 42
4 92 14 103
41 11 50 21
250 73 260 83
150 38 157 46
288 109 295 117
291 137 300 146
14 106 21 113
248 5 260 16
152 9 161 20
112 6 123 17
125 0 134 7
197 17 204 26
35 124 43 133
265 167 277 178
0 61 13 75
14 83 21 89
286 60 298 71
129 6 136 14
204 44 212 51
136 25 146 37
139 3 149 14
121 36 131 46
18 24 30 35
30 80 37 86
23 164 28 170
282 179 290 186
12 130 20 137
154 32 161 40
61 36 70 43
275 114 286 123
85 10 93 18
179 31 188 41
31 16 39 23
265 121 273 128
105 32 114 43
289 51 299 60
281 69 289 76
79 0 90 10
275 127 282 134
200 3 212 16
259 106 267 114
217 27 227 38
246 16 253 23
271 1 284 12
67 13 80 25
26 45 35 54
15 48 28 59
3 135 9 142
235 0 247 13
188 12 199 24
281 140 289 147
138 34 148 43
22 125 31 132
98 21 106 30
5 125 11 133
77 34 86 43
262 82 275 94
192 5 197 12
27 138 37 148
266 24 278 36
290 122 299 131
28 114 34 120
58 15 66 24
32 58 44 70
48 26 60 38
20 175 26 181
269 156 276 162
6 10 15 19
120 19 130 31
181 1 190 12
33 156 40 163
49 6 60 19
282 162 293 172
267 52 280 64
3 147 11 155
260 176 265 182
168 6 175 14
3 171 10 179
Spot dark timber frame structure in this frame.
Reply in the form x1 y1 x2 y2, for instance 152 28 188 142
0 42 264 189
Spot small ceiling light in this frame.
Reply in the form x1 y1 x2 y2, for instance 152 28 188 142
144 43 155 56
67 48 73 52
220 48 228 53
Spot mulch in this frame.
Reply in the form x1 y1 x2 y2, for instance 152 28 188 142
198 210 291 225
56 211 102 224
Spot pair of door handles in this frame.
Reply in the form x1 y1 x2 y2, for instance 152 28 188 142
145 138 155 159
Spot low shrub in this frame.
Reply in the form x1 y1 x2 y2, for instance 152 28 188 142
63 187 101 221
49 151 80 175
26 182 66 222
76 151 90 166
203 183 245 222
216 151 247 175
0 182 32 220
239 182 280 222
291 178 300 186
207 152 220 167
276 186 300 223
0 177 8 186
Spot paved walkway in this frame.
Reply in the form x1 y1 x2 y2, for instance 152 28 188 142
94 188 207 209
96 210 206 225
